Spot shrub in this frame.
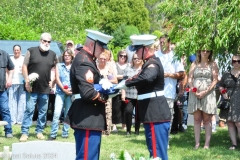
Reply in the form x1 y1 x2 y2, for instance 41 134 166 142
112 25 139 48
151 30 164 39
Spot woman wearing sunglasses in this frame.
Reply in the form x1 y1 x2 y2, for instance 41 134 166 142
121 54 143 135
112 50 131 132
188 46 218 149
219 54 240 150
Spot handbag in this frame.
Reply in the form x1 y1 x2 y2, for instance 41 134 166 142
217 99 230 110
217 75 237 110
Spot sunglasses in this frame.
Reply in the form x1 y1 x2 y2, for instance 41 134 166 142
232 60 240 63
133 58 140 61
119 55 127 58
42 39 51 43
201 50 211 53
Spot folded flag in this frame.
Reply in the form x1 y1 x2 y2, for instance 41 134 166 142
94 84 119 95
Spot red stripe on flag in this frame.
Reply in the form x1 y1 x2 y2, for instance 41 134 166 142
84 130 89 160
150 123 157 158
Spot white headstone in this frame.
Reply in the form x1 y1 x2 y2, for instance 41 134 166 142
0 121 8 126
11 141 75 160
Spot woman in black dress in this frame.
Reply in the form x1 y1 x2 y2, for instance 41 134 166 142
219 54 240 150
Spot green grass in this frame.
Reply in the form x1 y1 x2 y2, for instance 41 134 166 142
0 124 239 160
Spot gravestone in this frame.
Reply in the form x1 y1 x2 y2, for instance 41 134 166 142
11 141 75 160
0 121 8 126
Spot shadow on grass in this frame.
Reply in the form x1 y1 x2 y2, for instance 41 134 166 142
169 126 239 160
110 128 147 145
110 125 240 160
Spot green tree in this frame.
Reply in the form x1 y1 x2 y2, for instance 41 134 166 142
112 25 139 47
0 17 39 40
98 0 150 34
0 0 100 43
158 0 240 58
108 25 139 60
145 0 163 32
151 30 163 39
0 0 153 51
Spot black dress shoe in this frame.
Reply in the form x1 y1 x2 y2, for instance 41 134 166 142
135 131 139 135
170 130 178 134
126 132 131 136
48 137 56 141
178 125 186 132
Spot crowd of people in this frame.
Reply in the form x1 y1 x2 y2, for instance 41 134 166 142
0 29 239 160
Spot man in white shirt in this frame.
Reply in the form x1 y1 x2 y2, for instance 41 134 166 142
155 35 185 146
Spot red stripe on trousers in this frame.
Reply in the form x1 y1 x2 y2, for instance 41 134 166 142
150 123 157 158
84 130 89 160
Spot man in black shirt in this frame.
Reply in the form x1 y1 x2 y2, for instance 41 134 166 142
20 32 58 142
0 49 14 138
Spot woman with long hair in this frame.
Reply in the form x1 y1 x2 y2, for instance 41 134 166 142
49 49 74 140
188 46 218 149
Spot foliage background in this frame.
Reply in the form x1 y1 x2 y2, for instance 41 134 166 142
0 0 239 60
158 0 240 60
0 0 152 56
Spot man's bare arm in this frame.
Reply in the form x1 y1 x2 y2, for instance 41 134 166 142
22 64 29 82
165 71 184 79
22 51 31 92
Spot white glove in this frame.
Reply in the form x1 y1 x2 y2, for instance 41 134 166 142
114 80 127 89
99 78 113 90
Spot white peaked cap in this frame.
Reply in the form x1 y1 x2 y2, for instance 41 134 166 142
130 35 157 46
86 29 113 44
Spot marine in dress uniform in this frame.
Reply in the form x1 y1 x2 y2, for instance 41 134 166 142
116 35 171 160
65 29 113 160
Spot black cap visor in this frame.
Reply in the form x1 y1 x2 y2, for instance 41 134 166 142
97 41 108 49
132 45 144 51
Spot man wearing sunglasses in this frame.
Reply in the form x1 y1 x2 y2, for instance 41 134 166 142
115 34 171 160
64 29 113 160
20 33 58 142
